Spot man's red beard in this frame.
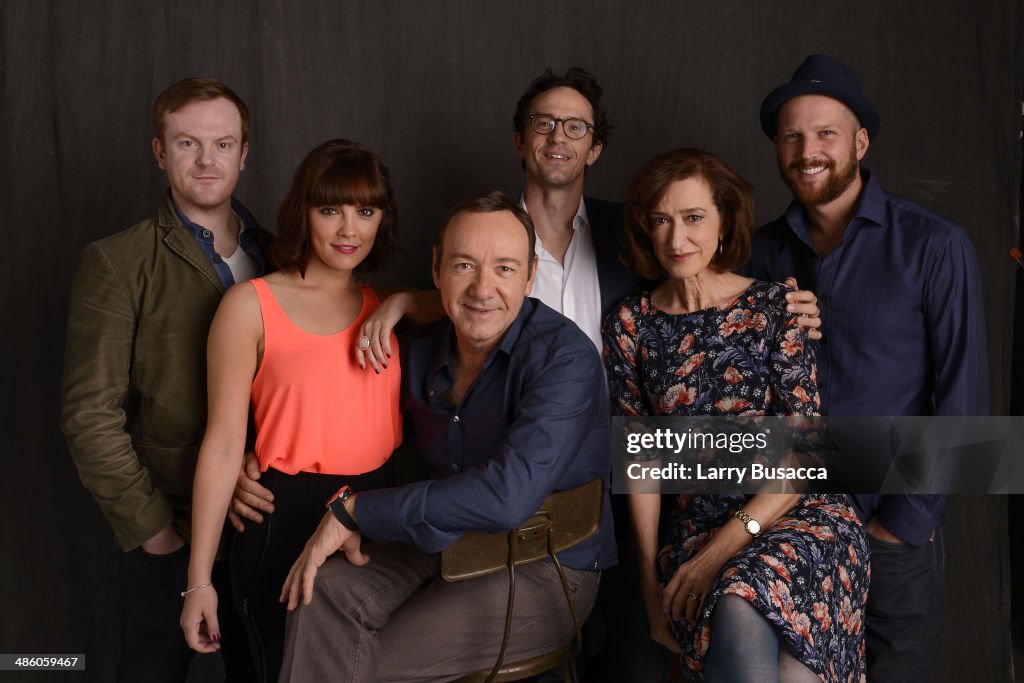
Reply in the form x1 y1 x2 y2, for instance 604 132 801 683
781 143 859 207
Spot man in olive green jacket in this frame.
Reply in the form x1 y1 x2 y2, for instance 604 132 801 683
60 78 269 682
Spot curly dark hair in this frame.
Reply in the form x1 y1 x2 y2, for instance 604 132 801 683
512 66 611 148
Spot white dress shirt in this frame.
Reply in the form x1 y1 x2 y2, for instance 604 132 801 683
523 197 603 352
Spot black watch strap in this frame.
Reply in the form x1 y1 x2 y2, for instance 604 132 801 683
327 486 359 532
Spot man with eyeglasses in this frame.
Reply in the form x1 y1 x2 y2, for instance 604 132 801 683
509 67 646 352
511 67 823 353
513 66 681 683
511 67 831 682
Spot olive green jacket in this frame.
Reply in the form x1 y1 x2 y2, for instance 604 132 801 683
60 193 271 550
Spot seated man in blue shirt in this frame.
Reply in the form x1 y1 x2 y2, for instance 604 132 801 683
275 191 616 682
747 54 990 683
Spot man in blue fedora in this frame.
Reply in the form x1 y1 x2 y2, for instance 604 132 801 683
746 54 990 682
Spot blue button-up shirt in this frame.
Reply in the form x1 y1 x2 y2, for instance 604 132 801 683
356 298 618 571
172 196 267 288
745 170 989 544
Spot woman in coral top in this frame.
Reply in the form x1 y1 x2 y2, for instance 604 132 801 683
180 139 403 681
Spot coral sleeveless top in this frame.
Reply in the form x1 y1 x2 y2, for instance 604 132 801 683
249 278 402 475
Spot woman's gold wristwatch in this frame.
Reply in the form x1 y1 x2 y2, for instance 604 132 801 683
734 510 761 538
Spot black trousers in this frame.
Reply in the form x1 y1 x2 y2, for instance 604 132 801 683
585 494 670 683
231 464 394 683
118 544 255 682
864 530 945 683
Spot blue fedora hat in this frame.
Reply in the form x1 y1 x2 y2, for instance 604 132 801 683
759 54 880 139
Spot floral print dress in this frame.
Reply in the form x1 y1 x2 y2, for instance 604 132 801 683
603 281 869 682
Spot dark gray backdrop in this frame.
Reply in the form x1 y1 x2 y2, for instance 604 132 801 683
2 1 1020 681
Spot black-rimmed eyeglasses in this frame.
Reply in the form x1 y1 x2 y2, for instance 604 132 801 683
528 114 594 140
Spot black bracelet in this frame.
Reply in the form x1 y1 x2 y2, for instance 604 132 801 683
327 486 359 532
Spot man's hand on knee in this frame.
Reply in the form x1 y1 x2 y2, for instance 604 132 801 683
228 451 275 532
280 511 367 610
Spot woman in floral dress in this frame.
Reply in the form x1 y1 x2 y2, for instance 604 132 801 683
603 148 869 682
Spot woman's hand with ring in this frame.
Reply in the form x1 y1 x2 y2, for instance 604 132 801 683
356 294 407 373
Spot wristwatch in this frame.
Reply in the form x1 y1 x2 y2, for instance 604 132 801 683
734 510 761 538
326 485 359 532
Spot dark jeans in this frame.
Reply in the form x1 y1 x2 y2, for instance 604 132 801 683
231 465 394 683
118 544 254 682
865 530 944 683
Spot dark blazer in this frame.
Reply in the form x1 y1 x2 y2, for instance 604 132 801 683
584 196 652 320
60 192 273 550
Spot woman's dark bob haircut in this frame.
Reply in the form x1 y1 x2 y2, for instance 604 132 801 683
272 139 398 276
624 148 754 279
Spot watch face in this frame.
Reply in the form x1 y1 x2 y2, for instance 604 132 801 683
747 519 761 535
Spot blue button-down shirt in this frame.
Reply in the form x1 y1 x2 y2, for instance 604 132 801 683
745 170 989 544
356 298 618 571
172 196 267 288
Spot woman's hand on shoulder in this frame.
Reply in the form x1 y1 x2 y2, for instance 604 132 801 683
359 289 406 373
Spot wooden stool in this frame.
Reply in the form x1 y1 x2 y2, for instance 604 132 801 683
441 479 603 683
452 645 569 682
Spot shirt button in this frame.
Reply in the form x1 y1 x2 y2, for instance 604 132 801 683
202 229 212 238
452 415 460 423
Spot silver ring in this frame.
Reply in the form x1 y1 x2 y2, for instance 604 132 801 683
687 592 699 602
358 335 370 351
